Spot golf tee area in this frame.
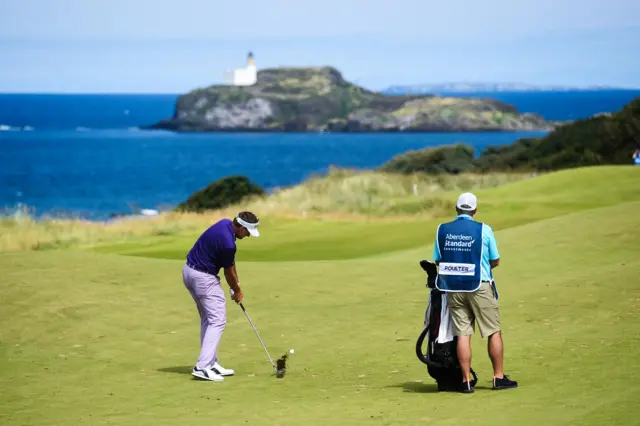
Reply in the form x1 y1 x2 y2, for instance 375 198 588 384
1 165 639 425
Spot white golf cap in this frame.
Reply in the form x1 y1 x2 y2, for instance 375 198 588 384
236 216 260 237
456 192 477 211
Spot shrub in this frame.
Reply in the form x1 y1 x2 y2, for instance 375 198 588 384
377 143 476 174
175 176 265 213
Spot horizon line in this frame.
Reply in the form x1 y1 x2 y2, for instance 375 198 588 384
2 86 640 96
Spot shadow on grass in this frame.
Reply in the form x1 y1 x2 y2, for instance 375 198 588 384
387 381 439 393
158 366 193 375
389 381 501 394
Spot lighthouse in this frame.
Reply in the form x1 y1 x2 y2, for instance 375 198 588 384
223 52 258 86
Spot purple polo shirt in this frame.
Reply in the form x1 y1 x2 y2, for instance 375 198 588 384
186 219 237 276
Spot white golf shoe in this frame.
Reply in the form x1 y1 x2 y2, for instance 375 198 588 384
211 362 235 376
191 366 224 382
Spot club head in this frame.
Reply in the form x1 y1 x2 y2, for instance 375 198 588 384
274 353 288 378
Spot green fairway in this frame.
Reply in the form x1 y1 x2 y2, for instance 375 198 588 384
2 166 640 425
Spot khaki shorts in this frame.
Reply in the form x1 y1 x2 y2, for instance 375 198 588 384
446 281 500 338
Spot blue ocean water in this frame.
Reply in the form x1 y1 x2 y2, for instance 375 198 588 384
1 90 639 220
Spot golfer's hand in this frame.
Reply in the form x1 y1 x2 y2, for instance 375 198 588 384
232 289 244 304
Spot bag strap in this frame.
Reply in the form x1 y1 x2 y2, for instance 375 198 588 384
470 368 479 387
415 327 430 365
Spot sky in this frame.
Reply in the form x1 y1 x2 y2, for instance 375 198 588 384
1 0 640 93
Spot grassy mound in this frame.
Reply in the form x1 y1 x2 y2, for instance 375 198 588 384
0 169 531 253
242 167 528 217
2 165 637 259
1 197 639 425
88 165 639 261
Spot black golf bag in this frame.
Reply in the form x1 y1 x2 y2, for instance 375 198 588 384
415 260 478 391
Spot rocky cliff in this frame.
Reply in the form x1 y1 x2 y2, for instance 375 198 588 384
146 67 556 133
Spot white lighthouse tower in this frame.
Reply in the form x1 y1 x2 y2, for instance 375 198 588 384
223 52 258 86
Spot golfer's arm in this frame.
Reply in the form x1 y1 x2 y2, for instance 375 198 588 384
224 264 241 293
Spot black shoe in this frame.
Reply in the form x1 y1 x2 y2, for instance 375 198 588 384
458 381 474 393
493 375 518 390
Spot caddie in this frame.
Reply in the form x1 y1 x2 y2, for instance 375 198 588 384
432 192 518 393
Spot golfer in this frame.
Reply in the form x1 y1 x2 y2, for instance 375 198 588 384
432 193 517 393
182 211 260 381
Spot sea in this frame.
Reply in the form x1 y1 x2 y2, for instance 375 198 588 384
1 90 639 220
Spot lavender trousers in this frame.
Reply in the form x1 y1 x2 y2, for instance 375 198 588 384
182 264 227 370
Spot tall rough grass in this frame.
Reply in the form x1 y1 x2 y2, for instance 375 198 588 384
244 167 531 216
0 169 531 252
0 208 228 253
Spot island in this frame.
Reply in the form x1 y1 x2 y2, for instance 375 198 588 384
145 65 557 133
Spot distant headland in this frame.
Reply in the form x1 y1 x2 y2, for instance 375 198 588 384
145 53 559 133
382 82 640 94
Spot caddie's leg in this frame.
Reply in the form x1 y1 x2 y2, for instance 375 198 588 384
488 331 504 378
470 282 518 389
457 336 472 383
469 281 504 378
447 292 474 383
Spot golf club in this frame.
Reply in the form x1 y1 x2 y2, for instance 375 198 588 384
230 289 289 378
240 302 276 368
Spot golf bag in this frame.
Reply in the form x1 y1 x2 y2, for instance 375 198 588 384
415 260 478 391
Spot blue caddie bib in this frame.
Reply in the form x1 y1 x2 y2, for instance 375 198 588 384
634 156 640 165
435 217 484 292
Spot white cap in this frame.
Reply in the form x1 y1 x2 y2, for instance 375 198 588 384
456 192 477 211
236 216 260 237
